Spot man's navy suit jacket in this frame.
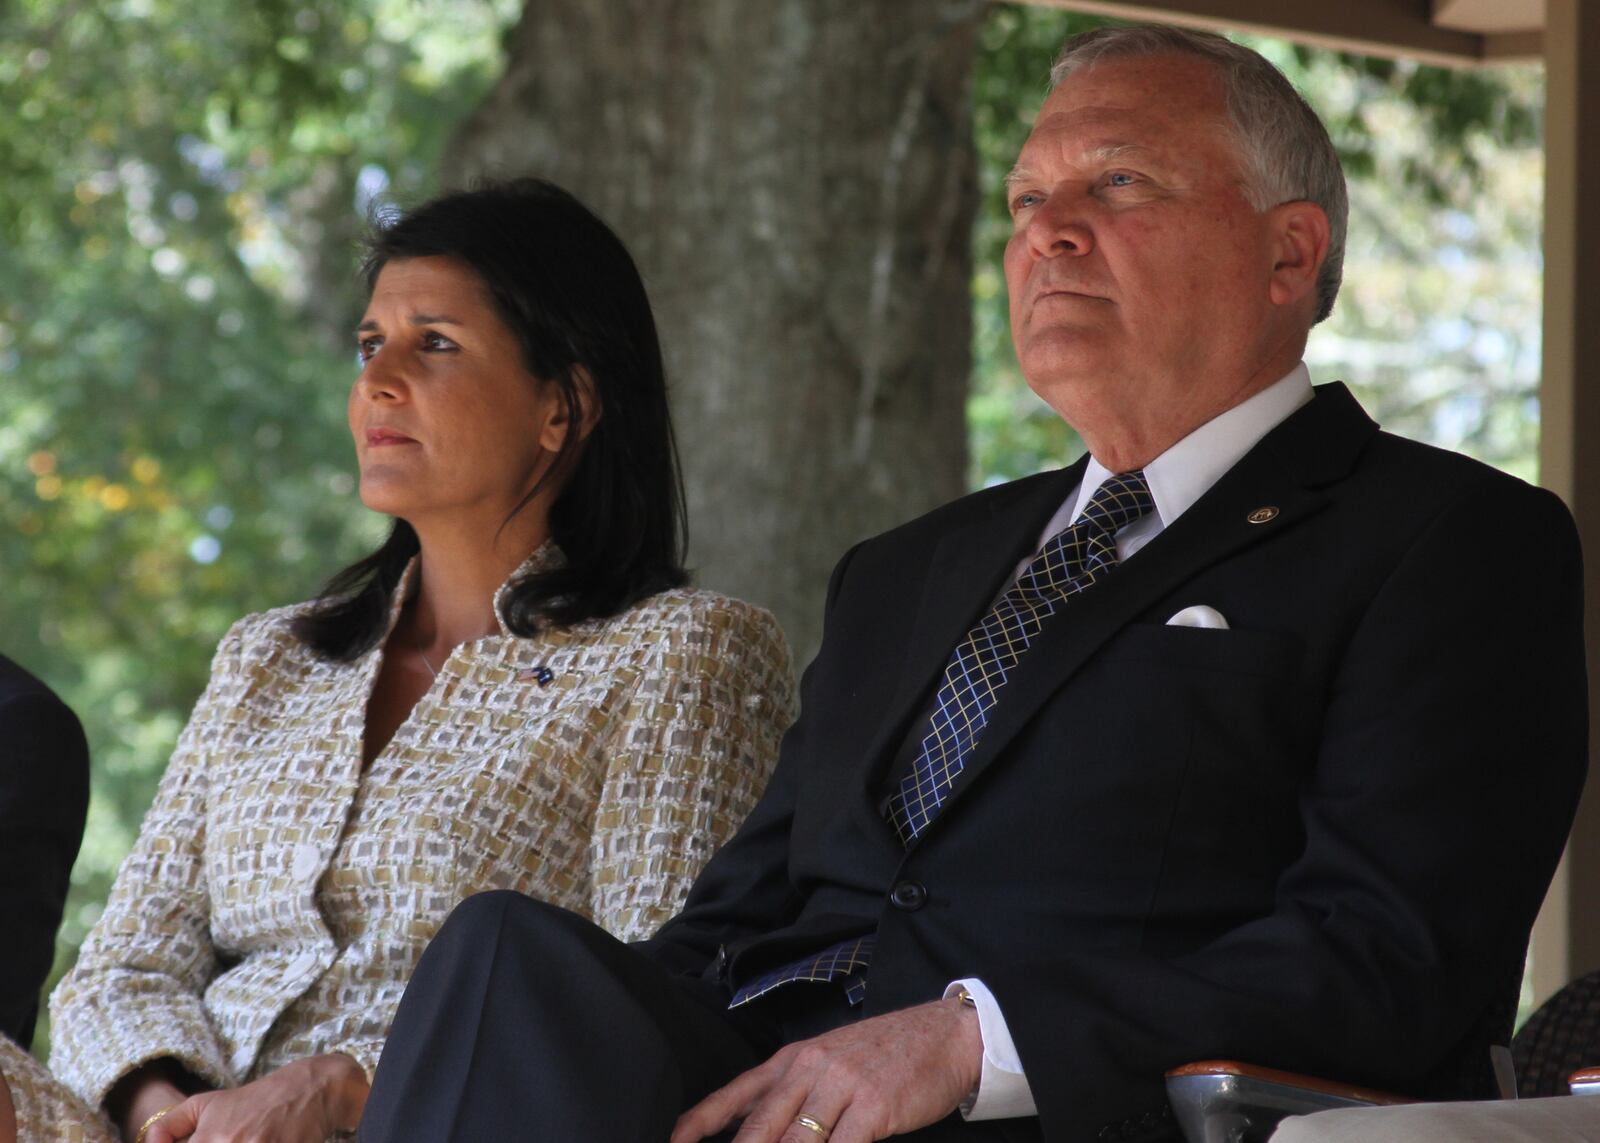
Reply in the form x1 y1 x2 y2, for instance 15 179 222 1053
0 653 88 1048
644 383 1588 1141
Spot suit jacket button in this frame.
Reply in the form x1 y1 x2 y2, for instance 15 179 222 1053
889 880 927 911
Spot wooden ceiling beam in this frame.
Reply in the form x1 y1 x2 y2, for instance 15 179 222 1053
1036 0 1542 64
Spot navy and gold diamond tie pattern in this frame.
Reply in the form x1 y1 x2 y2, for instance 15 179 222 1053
728 933 877 1008
885 469 1154 844
728 471 1153 1010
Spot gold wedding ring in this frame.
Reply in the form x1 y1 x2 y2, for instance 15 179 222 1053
794 1113 833 1140
134 1106 177 1143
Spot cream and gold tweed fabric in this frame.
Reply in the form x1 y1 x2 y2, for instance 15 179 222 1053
0 549 793 1139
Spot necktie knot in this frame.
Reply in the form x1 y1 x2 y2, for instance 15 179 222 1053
1077 469 1153 537
1017 470 1151 598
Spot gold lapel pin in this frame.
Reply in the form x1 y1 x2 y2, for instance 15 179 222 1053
1247 506 1280 525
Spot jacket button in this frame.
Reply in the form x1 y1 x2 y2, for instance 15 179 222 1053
888 880 927 911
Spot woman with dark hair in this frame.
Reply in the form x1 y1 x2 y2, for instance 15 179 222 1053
0 179 794 1143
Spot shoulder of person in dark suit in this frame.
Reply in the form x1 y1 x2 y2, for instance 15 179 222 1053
0 654 90 1048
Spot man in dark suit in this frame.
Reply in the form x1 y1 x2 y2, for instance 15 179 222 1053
0 652 89 1048
357 24 1586 1143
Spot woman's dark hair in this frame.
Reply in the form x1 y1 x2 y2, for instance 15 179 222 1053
293 178 689 660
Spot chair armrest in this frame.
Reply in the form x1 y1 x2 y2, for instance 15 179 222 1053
1569 1067 1600 1095
1165 1061 1414 1143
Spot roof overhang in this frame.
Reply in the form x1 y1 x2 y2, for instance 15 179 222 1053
1040 0 1545 64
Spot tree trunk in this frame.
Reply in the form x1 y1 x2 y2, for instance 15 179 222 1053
445 0 984 659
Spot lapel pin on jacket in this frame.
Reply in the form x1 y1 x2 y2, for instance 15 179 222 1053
1247 506 1280 524
517 666 555 686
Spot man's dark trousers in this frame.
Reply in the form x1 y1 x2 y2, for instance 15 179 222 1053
358 890 1013 1140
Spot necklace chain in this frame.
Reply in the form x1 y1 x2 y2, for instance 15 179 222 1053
414 623 499 681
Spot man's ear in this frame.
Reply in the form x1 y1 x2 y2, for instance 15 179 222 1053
1267 200 1331 312
537 366 602 453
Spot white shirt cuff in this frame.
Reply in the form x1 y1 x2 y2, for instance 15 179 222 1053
944 977 1037 1120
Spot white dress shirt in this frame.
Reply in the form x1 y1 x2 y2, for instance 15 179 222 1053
949 363 1314 1120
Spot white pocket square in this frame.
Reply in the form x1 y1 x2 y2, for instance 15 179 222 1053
1165 605 1229 630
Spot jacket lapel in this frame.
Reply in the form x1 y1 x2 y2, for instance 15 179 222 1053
899 382 1378 851
848 464 1088 811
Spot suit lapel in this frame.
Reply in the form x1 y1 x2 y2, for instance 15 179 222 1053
899 382 1378 851
849 464 1087 811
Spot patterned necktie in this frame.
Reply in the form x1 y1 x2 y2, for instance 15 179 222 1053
729 471 1153 1010
886 469 1154 844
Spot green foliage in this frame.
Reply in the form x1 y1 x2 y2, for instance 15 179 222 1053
1279 47 1545 480
1305 47 1541 204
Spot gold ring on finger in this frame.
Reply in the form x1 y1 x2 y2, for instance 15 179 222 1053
134 1106 177 1143
794 1113 833 1141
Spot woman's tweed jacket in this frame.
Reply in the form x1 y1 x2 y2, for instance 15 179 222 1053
4 549 793 1137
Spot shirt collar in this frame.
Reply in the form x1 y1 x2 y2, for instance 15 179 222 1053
1071 362 1313 529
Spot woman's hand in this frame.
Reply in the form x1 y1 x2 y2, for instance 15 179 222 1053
108 1061 190 1143
145 1053 368 1142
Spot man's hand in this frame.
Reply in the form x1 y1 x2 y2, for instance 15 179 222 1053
672 996 983 1143
144 1053 368 1142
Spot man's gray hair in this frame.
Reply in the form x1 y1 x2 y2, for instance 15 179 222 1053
1051 25 1348 325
